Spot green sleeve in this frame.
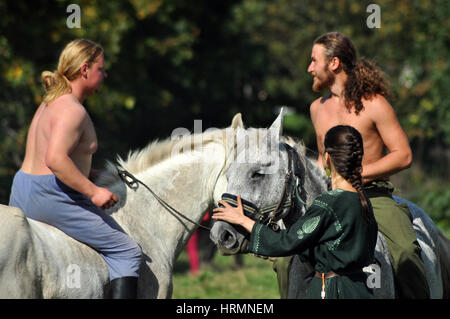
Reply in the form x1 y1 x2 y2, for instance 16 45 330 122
248 201 333 257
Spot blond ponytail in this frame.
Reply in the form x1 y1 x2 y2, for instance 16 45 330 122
41 70 72 104
41 39 103 104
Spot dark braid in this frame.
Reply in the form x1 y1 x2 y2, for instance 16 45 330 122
324 125 372 223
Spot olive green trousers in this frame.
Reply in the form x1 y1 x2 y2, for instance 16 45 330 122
272 256 292 299
366 182 429 298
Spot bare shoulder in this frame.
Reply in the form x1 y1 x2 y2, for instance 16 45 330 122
363 94 395 115
48 94 87 120
310 97 322 110
310 94 331 116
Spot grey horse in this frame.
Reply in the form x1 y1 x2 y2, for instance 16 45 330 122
0 115 244 298
210 110 450 299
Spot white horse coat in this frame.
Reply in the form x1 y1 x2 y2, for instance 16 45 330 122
0 114 244 298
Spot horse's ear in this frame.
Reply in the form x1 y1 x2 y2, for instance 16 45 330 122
231 113 244 129
260 107 284 157
268 107 284 137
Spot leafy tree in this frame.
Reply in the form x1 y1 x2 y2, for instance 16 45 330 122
0 1 448 233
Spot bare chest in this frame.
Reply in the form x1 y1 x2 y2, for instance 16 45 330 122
314 100 377 146
78 117 98 155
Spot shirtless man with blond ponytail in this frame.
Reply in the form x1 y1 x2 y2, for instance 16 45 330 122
9 39 142 298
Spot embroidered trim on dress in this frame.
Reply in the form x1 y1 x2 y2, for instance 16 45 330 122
312 200 333 214
328 189 344 196
253 223 263 254
326 211 344 250
302 216 321 234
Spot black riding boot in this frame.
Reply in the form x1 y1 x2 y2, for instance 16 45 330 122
110 277 138 299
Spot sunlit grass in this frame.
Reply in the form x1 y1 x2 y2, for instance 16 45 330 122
172 251 280 299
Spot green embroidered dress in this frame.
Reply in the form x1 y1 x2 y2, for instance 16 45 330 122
249 189 378 299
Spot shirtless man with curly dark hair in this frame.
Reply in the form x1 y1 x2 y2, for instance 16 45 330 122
307 32 429 298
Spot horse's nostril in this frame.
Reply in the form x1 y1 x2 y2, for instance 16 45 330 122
219 230 236 249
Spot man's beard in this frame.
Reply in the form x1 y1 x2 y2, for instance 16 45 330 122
312 68 335 92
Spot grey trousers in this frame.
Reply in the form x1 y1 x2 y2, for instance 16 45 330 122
9 170 142 280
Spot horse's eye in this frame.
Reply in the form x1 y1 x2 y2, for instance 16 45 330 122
251 171 264 179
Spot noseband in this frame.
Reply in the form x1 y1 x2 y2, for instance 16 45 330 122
219 143 306 232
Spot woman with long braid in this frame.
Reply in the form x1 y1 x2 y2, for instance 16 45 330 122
213 125 378 299
324 126 372 223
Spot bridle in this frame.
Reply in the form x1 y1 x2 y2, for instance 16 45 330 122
116 166 211 231
219 142 307 232
115 142 307 233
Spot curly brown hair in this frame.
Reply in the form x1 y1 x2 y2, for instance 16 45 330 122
314 32 390 115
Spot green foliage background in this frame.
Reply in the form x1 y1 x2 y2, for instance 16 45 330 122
172 251 279 299
0 0 448 234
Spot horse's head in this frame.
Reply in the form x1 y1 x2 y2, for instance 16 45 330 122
210 109 323 255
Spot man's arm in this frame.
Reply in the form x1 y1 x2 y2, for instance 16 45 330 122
45 103 117 209
361 95 412 182
310 99 325 168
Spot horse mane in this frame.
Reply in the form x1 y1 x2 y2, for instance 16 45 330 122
96 125 329 194
282 135 330 205
282 135 310 168
96 129 226 188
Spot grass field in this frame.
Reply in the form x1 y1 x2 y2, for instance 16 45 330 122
172 250 280 299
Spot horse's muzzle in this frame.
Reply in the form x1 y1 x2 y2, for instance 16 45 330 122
218 227 240 255
217 227 249 255
210 219 249 255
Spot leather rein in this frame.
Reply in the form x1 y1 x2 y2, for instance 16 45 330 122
116 166 211 231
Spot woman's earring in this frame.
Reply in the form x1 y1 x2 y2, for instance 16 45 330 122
325 168 331 177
